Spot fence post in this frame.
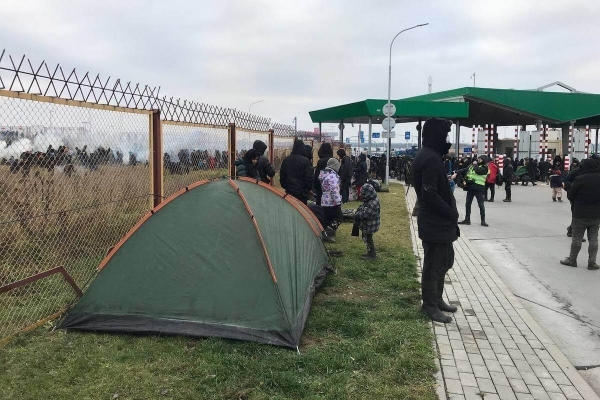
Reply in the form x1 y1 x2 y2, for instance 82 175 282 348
268 129 275 186
268 129 275 165
228 122 236 178
150 110 163 208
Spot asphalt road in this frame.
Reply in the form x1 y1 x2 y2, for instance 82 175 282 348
452 182 600 393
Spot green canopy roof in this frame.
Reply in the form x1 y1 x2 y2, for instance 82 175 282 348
402 87 600 127
309 99 469 124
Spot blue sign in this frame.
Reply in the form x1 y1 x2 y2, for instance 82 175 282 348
372 132 380 138
346 138 350 144
464 147 472 153
359 131 364 140
405 131 411 140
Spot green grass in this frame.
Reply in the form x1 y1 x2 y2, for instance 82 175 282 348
0 183 436 400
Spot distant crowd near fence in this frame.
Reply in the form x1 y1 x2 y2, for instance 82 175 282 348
0 49 345 343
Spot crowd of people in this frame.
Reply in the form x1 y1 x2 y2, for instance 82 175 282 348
235 139 381 260
411 117 600 324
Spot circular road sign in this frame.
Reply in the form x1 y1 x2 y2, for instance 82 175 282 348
382 117 396 131
382 103 396 117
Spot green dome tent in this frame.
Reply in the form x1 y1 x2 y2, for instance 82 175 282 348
59 178 332 348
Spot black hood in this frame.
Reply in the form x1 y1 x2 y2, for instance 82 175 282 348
291 139 306 155
252 140 268 155
580 158 600 173
318 143 333 159
422 118 452 155
358 153 366 162
243 148 261 162
304 145 313 160
336 148 346 158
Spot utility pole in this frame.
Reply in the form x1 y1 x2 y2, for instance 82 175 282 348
428 76 433 93
471 72 476 87
293 117 297 135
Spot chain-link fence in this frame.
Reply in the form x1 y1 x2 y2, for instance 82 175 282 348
162 122 229 197
0 94 151 339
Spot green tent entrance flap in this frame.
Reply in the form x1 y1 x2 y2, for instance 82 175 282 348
59 178 332 348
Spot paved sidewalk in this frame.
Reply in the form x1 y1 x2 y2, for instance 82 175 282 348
405 188 599 400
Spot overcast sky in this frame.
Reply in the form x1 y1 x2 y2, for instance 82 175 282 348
2 0 599 142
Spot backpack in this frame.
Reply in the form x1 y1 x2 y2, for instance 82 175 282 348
495 172 503 186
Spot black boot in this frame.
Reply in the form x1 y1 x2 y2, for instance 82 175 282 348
421 281 452 323
438 275 457 313
458 218 471 225
362 236 377 260
362 246 376 260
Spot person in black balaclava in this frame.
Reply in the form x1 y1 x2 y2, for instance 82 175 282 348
280 139 314 204
412 118 459 324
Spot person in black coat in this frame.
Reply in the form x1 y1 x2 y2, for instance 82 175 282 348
234 149 261 179
560 159 600 270
337 148 353 203
502 157 515 202
280 139 314 204
412 118 459 324
353 153 368 200
314 143 333 205
252 140 275 184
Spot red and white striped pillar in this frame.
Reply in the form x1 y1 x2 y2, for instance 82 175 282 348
498 154 504 174
472 125 476 156
484 124 489 156
568 124 574 163
489 124 495 157
539 126 544 159
564 155 571 171
544 125 549 160
585 125 590 158
514 126 519 161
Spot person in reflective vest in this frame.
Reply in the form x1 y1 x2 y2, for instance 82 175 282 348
453 155 490 227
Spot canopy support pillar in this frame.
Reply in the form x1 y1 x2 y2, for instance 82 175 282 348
561 125 570 157
318 122 322 142
417 118 422 149
596 128 599 154
454 120 460 157
368 116 372 156
339 119 344 143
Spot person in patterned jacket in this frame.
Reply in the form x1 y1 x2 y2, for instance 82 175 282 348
354 183 380 260
318 158 343 236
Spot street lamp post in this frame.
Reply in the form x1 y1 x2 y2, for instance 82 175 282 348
248 100 263 113
386 23 429 184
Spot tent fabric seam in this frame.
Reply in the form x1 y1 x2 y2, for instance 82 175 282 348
237 177 324 237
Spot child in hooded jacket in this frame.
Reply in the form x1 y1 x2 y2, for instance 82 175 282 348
550 169 563 202
354 183 380 260
319 158 343 236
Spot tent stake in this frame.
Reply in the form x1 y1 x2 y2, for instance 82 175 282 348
296 346 301 355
